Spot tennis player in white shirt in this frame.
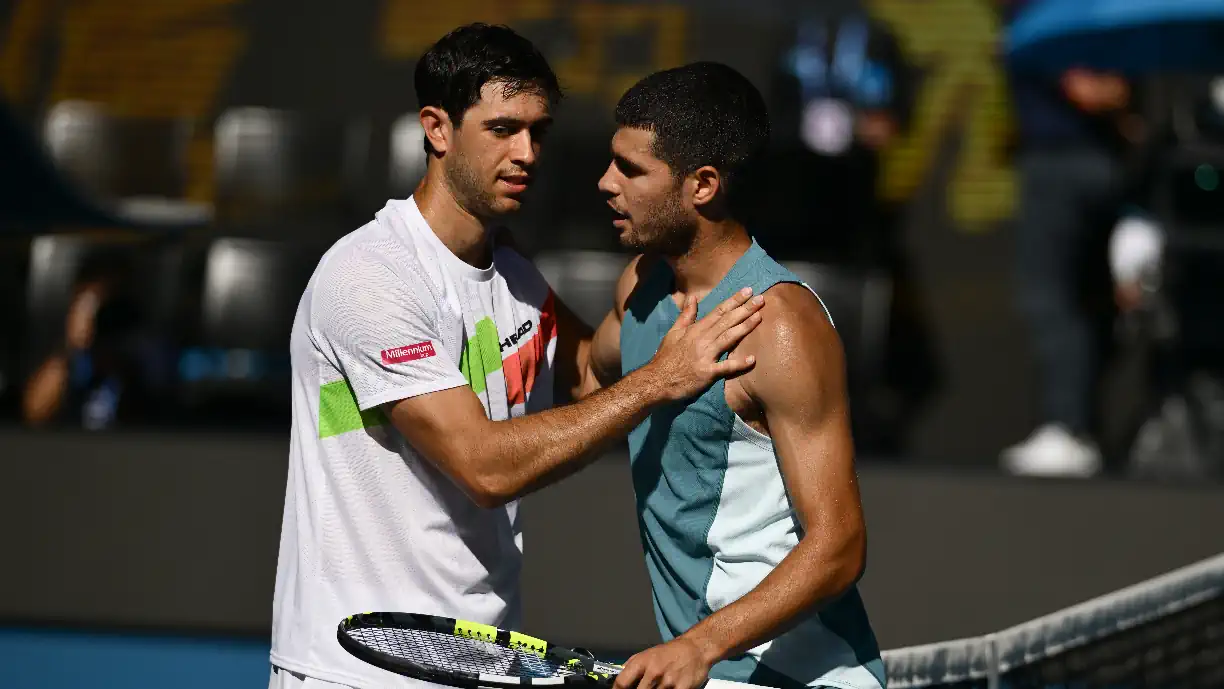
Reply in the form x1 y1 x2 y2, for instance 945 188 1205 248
268 22 767 689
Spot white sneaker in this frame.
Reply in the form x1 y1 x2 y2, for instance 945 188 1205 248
1000 424 1103 478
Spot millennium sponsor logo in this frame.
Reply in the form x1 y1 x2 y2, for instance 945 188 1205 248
381 341 437 364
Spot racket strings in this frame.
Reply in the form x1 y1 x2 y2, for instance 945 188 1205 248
348 626 585 679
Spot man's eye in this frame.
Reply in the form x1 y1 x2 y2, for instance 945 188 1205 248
491 126 512 136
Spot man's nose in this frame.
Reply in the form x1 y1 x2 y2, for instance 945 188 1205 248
597 162 618 195
510 130 537 167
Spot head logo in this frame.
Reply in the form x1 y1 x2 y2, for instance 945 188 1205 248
500 319 534 352
381 342 437 364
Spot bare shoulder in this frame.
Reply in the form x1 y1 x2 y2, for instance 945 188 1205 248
755 282 839 352
736 282 845 396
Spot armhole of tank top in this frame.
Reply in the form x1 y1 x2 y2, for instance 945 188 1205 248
715 275 832 428
763 276 835 329
626 256 673 316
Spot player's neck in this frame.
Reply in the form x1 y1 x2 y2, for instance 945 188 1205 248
666 222 753 301
413 172 493 269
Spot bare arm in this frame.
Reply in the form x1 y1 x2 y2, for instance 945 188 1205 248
683 285 866 663
575 256 647 398
24 285 103 427
552 256 649 401
22 355 70 426
614 284 866 689
551 296 597 404
1061 69 1131 113
388 287 764 508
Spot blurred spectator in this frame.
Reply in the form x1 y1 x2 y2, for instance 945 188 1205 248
1109 208 1164 314
755 8 910 264
22 255 165 430
999 3 1138 477
750 8 937 457
1116 75 1224 480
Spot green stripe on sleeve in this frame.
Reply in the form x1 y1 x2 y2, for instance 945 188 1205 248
318 379 388 438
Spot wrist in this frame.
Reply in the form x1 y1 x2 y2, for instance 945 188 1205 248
680 625 726 668
627 363 672 406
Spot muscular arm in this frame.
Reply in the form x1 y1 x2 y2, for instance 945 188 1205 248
614 285 866 689
390 366 663 508
551 296 599 403
555 256 648 401
388 284 763 509
683 284 866 664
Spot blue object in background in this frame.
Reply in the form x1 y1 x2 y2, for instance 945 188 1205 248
784 14 894 109
1006 0 1224 76
0 626 633 689
177 347 291 383
1 627 270 689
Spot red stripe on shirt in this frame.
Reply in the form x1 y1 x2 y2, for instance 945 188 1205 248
504 292 557 408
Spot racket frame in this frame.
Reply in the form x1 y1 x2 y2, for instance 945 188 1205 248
337 612 623 688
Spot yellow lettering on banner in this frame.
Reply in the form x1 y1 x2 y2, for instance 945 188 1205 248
0 0 51 103
50 0 245 118
380 0 557 59
47 0 246 202
554 2 686 107
378 0 686 109
868 0 1016 232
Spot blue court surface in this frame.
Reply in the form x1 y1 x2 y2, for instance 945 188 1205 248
0 626 272 689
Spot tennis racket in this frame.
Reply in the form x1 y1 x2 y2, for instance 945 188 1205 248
338 612 625 688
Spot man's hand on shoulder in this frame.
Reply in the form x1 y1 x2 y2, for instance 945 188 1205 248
639 286 763 403
386 272 766 509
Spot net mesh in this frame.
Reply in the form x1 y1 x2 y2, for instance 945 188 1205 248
349 626 586 679
881 553 1224 689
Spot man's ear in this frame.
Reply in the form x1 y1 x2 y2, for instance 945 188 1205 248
420 106 453 155
690 165 722 208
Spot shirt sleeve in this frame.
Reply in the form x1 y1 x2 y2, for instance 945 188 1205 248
312 249 467 411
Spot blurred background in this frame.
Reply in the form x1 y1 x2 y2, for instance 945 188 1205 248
1 1 1223 688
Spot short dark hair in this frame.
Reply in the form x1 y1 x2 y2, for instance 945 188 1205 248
414 23 562 153
614 62 770 196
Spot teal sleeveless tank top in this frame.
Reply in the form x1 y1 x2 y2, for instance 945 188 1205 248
620 239 885 689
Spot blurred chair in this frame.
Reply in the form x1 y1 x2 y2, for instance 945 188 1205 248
199 237 319 350
175 236 323 419
213 107 368 239
41 100 212 228
534 250 632 328
388 113 429 200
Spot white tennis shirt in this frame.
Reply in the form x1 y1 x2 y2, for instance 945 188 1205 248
270 197 558 688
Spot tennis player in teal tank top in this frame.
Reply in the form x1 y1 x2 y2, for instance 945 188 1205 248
576 63 885 689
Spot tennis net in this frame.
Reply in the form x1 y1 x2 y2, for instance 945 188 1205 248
881 553 1224 689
